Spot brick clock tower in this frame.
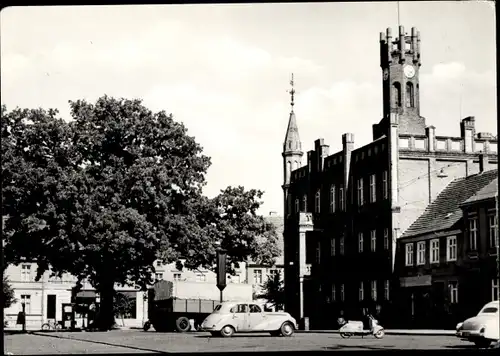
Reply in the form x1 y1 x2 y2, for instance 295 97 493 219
380 26 426 135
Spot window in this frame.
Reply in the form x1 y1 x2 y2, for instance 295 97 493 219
469 218 478 250
330 185 336 213
406 82 414 108
287 195 292 214
269 269 278 279
340 284 345 301
339 185 345 211
382 171 388 199
393 82 402 107
370 230 377 252
330 237 336 256
295 198 300 213
449 281 458 303
173 273 182 281
384 280 390 300
369 174 376 203
253 269 263 284
339 235 345 255
383 228 389 250
492 279 499 301
20 295 31 314
302 195 307 212
315 190 321 213
155 273 163 281
196 274 206 282
489 214 498 248
21 264 31 282
447 236 457 261
371 280 377 301
417 241 426 265
358 233 364 253
331 284 336 302
249 304 262 313
405 243 414 266
359 282 364 301
316 241 321 264
430 239 439 264
357 178 364 206
156 260 163 267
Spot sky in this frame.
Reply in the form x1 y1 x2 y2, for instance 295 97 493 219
1 2 497 216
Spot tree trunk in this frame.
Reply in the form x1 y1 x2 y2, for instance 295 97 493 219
96 279 116 331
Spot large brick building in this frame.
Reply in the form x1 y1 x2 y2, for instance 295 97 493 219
281 25 498 329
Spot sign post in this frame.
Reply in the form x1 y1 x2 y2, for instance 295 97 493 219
216 249 227 303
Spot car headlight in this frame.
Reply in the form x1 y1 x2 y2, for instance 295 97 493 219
456 322 463 331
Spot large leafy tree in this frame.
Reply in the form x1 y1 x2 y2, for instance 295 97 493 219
1 96 280 331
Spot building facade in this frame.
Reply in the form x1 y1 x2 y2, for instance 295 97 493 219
282 25 498 329
246 211 285 306
395 168 498 329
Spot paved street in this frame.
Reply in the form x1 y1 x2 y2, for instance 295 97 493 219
4 330 481 354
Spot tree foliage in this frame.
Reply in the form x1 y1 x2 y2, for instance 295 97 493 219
1 96 280 329
3 275 17 309
256 270 285 311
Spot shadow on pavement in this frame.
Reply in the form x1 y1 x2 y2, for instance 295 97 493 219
30 332 170 354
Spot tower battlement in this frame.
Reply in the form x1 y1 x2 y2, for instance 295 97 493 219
380 26 421 67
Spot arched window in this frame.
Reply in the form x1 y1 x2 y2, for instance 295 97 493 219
330 185 336 213
286 161 292 179
405 82 414 108
315 190 321 213
295 198 300 213
392 82 402 107
302 195 307 212
294 160 299 169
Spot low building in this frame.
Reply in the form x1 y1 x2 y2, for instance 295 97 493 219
4 259 246 330
395 166 498 329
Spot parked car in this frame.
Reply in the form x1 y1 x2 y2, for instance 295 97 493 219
200 301 297 337
456 300 499 348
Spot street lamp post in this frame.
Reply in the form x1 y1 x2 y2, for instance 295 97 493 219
216 248 227 303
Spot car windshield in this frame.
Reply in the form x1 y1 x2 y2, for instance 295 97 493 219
480 307 498 314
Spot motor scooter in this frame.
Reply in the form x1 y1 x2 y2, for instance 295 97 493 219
337 314 385 339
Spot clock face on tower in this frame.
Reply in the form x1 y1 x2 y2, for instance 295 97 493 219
404 65 415 79
383 69 389 80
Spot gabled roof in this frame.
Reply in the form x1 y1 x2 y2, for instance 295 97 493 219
461 178 498 206
401 169 498 239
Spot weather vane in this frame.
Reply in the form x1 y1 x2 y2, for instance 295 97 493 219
288 73 295 111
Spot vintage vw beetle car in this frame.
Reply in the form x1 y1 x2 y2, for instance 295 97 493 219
201 301 297 337
456 300 499 348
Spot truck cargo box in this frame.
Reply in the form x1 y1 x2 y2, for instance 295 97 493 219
151 280 252 302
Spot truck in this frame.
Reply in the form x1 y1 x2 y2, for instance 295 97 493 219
145 280 253 332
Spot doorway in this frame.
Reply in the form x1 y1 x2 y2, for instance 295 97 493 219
47 294 57 319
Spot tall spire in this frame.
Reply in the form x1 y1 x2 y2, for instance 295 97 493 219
283 73 301 152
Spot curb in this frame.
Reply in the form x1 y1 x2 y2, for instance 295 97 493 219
296 330 456 337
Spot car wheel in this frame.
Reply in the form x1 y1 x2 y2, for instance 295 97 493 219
474 340 491 348
280 322 294 337
143 321 151 332
220 325 235 337
175 317 191 333
340 332 352 339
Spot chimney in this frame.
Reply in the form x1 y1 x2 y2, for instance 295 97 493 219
479 154 488 173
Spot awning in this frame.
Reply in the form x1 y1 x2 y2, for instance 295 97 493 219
76 290 97 298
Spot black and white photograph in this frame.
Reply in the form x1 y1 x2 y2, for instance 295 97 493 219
1 1 498 353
